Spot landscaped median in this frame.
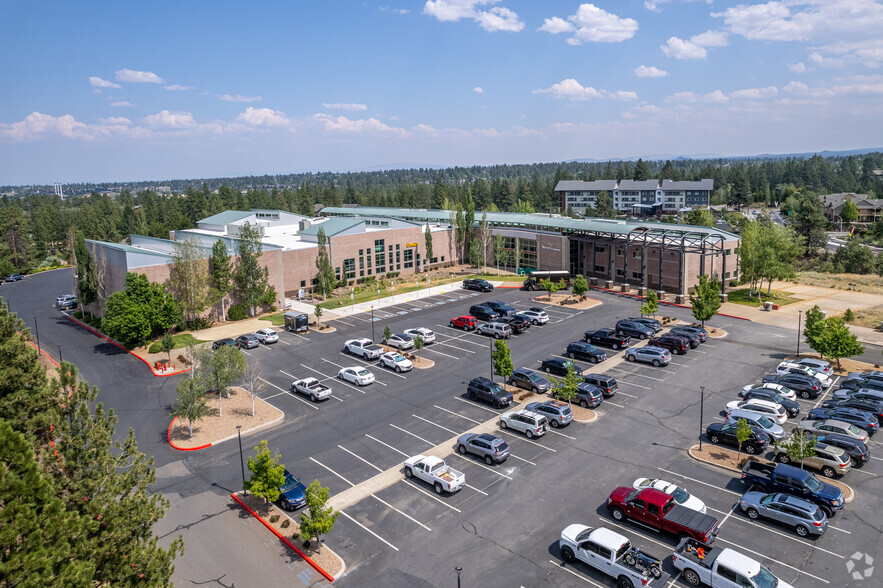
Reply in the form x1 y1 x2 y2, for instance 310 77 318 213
687 444 855 503
231 491 344 582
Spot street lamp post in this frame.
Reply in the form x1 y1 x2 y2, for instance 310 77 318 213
33 317 40 353
236 425 247 493
797 310 803 356
699 386 706 451
455 566 462 588
58 344 63 364
489 336 494 381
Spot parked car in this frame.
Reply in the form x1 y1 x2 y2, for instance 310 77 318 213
633 478 707 513
517 309 549 325
739 491 828 537
739 388 801 417
558 525 670 588
212 338 238 351
798 418 870 442
463 278 493 292
629 317 663 333
806 433 870 467
476 322 512 339
565 341 607 363
832 386 883 401
761 374 822 399
582 373 618 397
5 274 23 282
584 328 630 350
606 487 720 544
485 301 516 316
499 409 549 439
846 370 883 383
740 382 797 400
725 399 788 425
615 320 654 340
383 333 414 350
648 335 689 355
277 470 308 511
379 351 413 372
775 362 832 388
822 396 883 420
793 357 833 377
492 315 530 333
56 294 77 309
449 315 477 330
668 328 701 348
835 378 883 393
290 377 332 402
466 377 513 409
507 368 551 394
740 461 844 518
254 328 279 344
554 382 603 408
403 455 465 494
705 422 770 454
806 407 879 434
343 338 384 359
469 304 500 321
773 440 851 478
403 327 436 344
236 334 259 349
525 400 573 428
671 325 708 342
337 366 375 386
625 347 671 367
541 357 583 376
456 432 509 465
672 537 794 588
726 410 785 441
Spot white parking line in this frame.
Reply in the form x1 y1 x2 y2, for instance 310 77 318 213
309 456 355 487
389 423 436 446
453 397 502 415
290 332 309 340
657 468 742 497
547 560 605 588
714 502 738 532
333 319 356 327
616 391 639 399
241 349 253 356
412 414 458 435
365 434 410 457
611 369 664 382
434 404 481 424
278 340 291 346
714 537 830 584
278 369 344 403
258 377 318 410
339 353 407 380
402 479 462 512
422 346 460 360
337 445 384 473
497 430 557 452
707 506 843 558
372 494 432 531
339 510 398 551
547 428 576 440
448 452 513 480
602 400 627 409
297 365 365 394
509 454 537 466
321 358 387 386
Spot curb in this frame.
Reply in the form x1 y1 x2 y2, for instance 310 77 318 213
168 416 212 451
64 314 191 377
587 285 752 321
168 399 285 452
230 492 336 583
21 335 61 367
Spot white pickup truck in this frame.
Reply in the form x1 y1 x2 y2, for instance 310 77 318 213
290 377 332 402
672 537 794 588
343 338 383 360
403 455 465 494
559 524 670 588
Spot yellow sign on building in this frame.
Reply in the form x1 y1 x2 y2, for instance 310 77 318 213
406 242 418 248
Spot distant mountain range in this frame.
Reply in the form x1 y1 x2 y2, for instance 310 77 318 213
566 147 882 164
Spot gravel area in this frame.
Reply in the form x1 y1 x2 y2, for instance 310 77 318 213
170 386 284 448
531 293 602 310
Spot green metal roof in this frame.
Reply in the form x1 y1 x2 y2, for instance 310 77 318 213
319 207 739 240
299 217 365 237
198 210 254 225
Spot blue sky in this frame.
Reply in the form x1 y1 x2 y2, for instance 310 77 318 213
2 0 882 184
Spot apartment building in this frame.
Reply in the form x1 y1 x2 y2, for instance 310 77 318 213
556 178 714 215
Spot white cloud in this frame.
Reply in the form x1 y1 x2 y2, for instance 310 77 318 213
645 0 713 12
423 1 524 32
635 65 669 78
691 30 729 48
473 86 484 93
533 79 603 101
541 4 638 45
144 110 197 129
89 76 121 88
667 86 778 103
661 37 707 59
235 107 290 128
164 84 195 91
610 91 639 101
809 52 845 67
218 94 262 102
314 113 410 137
788 62 808 73
321 102 368 111
98 117 131 125
379 6 410 14
115 69 164 83
0 112 151 142
111 101 136 107
781 75 883 98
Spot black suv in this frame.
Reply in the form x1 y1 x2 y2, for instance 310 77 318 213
629 317 663 333
540 357 583 377
614 320 654 340
838 378 883 392
668 327 701 348
485 301 516 316
565 341 606 363
762 373 822 399
493 315 530 334
706 422 770 454
671 325 708 342
647 335 689 355
507 369 551 394
582 373 617 397
469 304 500 321
466 377 513 409
463 279 493 292
822 397 883 420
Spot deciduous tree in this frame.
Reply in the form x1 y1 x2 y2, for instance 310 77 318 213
572 274 589 298
102 273 181 348
244 440 286 502
314 227 336 299
235 222 277 315
210 239 234 321
778 430 816 469
641 289 658 317
171 374 211 437
167 238 212 326
299 479 339 551
208 344 247 417
492 339 513 382
735 418 752 458
689 275 721 328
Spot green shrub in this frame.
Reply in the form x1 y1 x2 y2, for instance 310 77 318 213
185 316 213 331
228 304 247 321
844 308 855 322
148 341 162 354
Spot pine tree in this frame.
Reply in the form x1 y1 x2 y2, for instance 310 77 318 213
633 158 650 181
424 224 433 270
314 227 336 298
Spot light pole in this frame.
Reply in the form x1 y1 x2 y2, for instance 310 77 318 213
489 335 494 381
455 566 462 588
699 386 705 451
797 310 803 356
371 306 376 342
58 344 63 364
33 316 41 353
236 425 247 493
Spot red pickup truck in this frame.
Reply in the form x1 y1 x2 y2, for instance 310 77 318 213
607 487 720 544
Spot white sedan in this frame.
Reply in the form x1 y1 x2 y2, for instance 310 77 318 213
338 366 375 386
254 328 279 344
633 478 707 513
379 351 413 373
741 383 797 401
518 309 549 325
404 327 436 344
384 333 415 350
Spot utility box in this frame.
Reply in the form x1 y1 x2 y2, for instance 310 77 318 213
284 311 309 333
763 301 773 311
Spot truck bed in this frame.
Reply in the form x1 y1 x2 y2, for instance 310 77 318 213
673 537 723 570
436 468 463 482
742 460 776 479
665 505 719 536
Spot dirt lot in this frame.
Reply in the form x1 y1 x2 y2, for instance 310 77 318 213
169 386 284 448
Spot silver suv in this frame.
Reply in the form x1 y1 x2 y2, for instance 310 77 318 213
526 401 573 428
56 294 77 310
773 441 851 478
499 410 548 439
456 433 510 465
476 322 512 339
739 491 828 537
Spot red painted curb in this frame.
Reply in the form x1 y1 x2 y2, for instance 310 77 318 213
230 492 336 583
64 314 191 377
587 285 752 321
19 334 62 367
168 416 212 451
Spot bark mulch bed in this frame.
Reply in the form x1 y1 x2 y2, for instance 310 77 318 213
531 293 602 310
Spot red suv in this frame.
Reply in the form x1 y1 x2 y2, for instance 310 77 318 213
450 315 477 331
648 335 689 355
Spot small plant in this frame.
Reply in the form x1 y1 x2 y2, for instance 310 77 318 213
843 308 855 322
281 519 290 528
383 325 392 344
269 514 280 523
228 304 247 321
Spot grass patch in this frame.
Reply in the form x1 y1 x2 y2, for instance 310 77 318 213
797 271 883 296
263 313 286 326
726 288 803 307
148 333 208 354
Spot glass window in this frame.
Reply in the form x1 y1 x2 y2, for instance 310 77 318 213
343 258 355 279
594 265 605 272
374 239 384 253
404 249 413 262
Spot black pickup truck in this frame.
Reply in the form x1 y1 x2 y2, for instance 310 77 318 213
741 461 844 517
584 329 631 350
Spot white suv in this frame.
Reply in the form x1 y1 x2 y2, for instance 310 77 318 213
499 410 548 439
725 398 788 424
476 322 512 339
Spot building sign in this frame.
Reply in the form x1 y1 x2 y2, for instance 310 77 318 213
406 242 419 248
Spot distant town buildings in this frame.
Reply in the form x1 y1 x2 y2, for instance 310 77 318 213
554 179 714 215
821 192 883 224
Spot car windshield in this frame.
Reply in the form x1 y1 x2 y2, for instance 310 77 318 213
528 373 544 383
752 565 778 588
804 475 822 492
393 354 405 361
280 476 301 492
760 494 775 505
671 487 690 503
575 528 594 542
757 416 775 428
